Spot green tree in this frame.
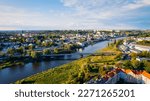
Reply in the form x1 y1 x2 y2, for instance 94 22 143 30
31 51 41 59
42 42 48 47
130 53 137 60
7 48 15 56
116 39 123 47
138 51 150 58
29 44 34 50
123 60 133 69
54 48 59 54
78 71 85 84
107 42 110 47
43 49 51 55
48 42 54 47
143 61 150 73
115 62 123 68
16 46 24 55
144 66 150 73
36 40 41 46
132 60 144 70
64 44 72 50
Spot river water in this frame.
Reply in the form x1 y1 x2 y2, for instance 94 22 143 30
0 37 124 84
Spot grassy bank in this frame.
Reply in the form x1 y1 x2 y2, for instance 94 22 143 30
15 41 122 84
0 61 24 70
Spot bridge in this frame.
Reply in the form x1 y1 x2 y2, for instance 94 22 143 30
42 52 116 56
43 53 91 56
41 52 116 60
0 52 115 61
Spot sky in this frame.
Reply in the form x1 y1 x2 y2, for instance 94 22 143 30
0 0 150 30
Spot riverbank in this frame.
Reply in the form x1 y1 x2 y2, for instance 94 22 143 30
0 61 24 70
15 40 122 84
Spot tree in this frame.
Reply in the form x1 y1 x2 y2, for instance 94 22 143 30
43 49 51 55
114 39 117 44
42 42 48 47
36 40 41 46
16 46 24 55
30 51 41 59
132 60 144 70
28 44 34 50
54 48 59 54
123 60 133 69
7 48 15 56
138 51 150 58
107 42 110 47
78 71 85 84
64 44 72 50
143 61 150 73
130 53 137 60
48 42 54 47
42 41 54 47
144 66 150 73
115 62 123 68
116 39 123 47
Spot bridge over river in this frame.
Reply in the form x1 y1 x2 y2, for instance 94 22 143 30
42 52 115 60
1 52 115 61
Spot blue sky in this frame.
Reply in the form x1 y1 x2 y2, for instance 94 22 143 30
0 0 150 30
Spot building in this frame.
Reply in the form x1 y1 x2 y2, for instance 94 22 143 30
136 57 150 62
134 45 150 52
130 49 141 53
137 37 150 41
87 68 150 84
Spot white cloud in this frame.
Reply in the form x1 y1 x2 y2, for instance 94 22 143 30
123 0 150 10
0 0 149 30
0 5 44 29
0 4 85 30
61 0 150 18
60 0 150 29
0 26 17 30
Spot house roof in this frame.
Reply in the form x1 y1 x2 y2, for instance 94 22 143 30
124 69 150 79
108 72 115 77
115 68 125 73
101 68 150 84
103 76 109 81
142 71 150 79
132 70 143 75
125 69 132 74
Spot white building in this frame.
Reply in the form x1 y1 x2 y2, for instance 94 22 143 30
96 68 150 84
134 45 150 52
137 37 150 41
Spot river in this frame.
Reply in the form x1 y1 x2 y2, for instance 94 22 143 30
0 37 125 84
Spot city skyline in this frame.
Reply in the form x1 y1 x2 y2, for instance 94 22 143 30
0 0 150 30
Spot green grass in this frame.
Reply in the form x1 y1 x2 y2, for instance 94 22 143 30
0 61 24 70
16 58 88 84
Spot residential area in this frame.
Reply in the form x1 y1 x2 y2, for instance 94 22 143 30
0 30 125 61
0 30 150 84
119 36 150 62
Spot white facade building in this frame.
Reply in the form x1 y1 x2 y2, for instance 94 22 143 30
134 45 150 52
